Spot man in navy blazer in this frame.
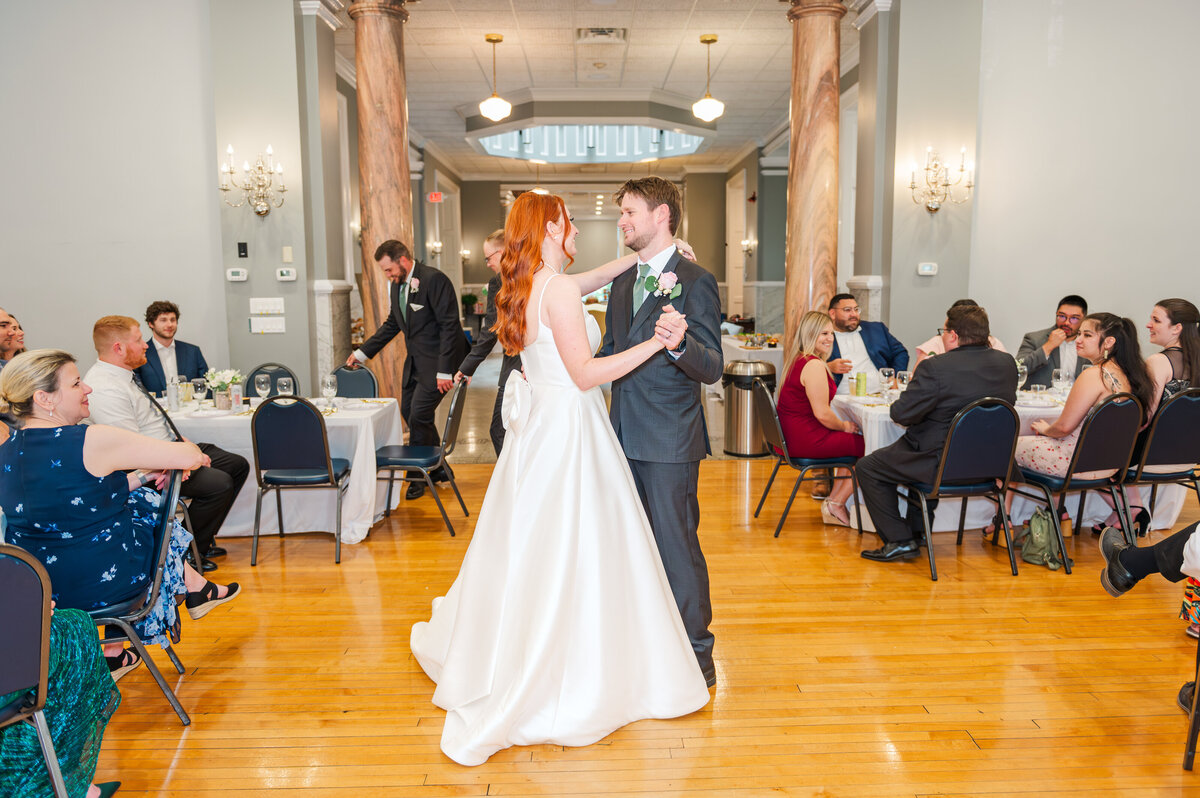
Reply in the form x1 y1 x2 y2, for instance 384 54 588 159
134 300 209 394
827 293 909 391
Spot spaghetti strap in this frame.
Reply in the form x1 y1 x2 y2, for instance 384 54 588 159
535 272 560 327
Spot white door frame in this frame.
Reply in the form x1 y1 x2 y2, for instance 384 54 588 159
725 169 747 317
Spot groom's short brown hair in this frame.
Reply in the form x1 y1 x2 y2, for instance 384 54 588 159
614 177 681 236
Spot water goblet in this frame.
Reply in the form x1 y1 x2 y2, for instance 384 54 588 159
878 367 895 391
254 373 272 399
1015 359 1028 394
1051 368 1071 396
276 377 294 397
896 370 912 390
190 378 208 403
321 375 338 404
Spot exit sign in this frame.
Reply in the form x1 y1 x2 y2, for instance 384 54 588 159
427 191 443 203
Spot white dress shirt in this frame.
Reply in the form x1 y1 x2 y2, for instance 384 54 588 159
82 360 173 441
833 329 880 394
1059 337 1078 376
154 337 179 385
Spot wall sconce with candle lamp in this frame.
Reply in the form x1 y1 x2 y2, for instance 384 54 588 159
219 144 287 216
740 238 756 256
910 146 974 213
427 240 443 259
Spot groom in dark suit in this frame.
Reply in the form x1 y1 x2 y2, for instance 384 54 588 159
348 240 469 500
600 177 724 687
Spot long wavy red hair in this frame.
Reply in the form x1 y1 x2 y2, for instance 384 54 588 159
494 192 574 355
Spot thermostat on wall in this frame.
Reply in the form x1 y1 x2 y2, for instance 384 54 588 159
276 267 297 281
917 262 938 276
226 267 248 282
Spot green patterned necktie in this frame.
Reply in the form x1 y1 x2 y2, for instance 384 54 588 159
398 278 409 320
632 262 652 314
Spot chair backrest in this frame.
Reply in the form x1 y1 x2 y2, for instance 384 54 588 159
0 543 52 722
1068 392 1143 477
251 396 334 481
751 378 791 460
1135 387 1200 476
439 381 469 457
247 362 300 397
587 308 607 345
930 397 1020 490
332 365 378 398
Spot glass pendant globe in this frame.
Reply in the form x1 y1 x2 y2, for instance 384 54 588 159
479 94 512 122
691 94 724 123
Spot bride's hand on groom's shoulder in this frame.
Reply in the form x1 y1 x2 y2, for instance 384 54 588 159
673 239 696 261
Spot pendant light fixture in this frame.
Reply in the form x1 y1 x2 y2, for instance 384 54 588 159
691 34 725 123
530 161 549 195
479 33 513 122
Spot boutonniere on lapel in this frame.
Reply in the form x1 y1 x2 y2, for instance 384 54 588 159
646 271 681 299
408 277 420 294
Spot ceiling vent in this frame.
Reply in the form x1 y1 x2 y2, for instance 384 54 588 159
575 28 627 45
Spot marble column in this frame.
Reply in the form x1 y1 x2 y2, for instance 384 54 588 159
347 0 413 399
783 0 846 364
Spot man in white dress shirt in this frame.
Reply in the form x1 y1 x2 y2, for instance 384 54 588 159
84 315 248 570
826 293 910 394
133 300 210 395
1016 294 1090 389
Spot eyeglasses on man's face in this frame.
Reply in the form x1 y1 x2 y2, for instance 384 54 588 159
1056 312 1083 324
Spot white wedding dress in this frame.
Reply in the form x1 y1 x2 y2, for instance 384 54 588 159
410 275 710 766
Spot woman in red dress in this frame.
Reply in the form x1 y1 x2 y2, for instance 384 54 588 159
776 310 865 525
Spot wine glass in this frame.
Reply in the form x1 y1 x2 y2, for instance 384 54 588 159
1015 358 1028 394
190 378 208 403
878 367 895 391
276 377 294 397
254 373 272 399
1051 368 1071 396
321 375 338 405
896 370 912 390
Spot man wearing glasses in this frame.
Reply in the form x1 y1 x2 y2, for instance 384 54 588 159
454 229 521 456
1016 295 1090 389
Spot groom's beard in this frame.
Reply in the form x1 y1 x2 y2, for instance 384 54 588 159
622 229 654 254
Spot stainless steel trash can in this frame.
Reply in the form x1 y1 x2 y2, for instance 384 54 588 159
722 360 776 457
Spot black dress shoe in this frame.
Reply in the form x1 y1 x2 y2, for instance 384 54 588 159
430 466 453 484
1179 681 1195 714
861 540 921 562
185 552 218 573
205 545 227 558
702 668 716 688
1099 527 1137 597
406 483 425 500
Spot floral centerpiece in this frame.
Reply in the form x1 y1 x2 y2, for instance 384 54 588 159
204 368 243 409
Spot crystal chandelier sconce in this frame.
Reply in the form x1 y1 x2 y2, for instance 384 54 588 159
478 34 512 122
219 144 287 217
910 146 974 213
691 34 725 123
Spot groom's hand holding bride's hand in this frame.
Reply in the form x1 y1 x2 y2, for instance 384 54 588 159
655 304 688 351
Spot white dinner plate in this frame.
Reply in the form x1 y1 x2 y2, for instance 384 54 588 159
1016 398 1058 408
188 408 235 418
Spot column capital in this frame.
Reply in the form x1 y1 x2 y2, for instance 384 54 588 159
347 0 408 23
785 0 848 23
849 0 893 30
298 1 345 31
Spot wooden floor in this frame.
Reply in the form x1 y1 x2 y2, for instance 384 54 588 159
97 460 1200 796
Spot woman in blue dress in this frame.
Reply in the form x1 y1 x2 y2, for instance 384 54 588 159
0 349 241 677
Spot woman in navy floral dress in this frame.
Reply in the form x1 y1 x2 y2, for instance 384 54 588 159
0 349 241 675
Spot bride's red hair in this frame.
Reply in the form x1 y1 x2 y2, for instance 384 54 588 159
494 192 574 355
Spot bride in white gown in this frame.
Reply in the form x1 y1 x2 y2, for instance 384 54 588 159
410 191 711 766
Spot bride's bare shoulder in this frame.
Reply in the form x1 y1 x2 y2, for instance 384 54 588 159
542 273 582 304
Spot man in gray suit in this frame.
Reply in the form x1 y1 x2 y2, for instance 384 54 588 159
600 177 724 687
1016 294 1090 388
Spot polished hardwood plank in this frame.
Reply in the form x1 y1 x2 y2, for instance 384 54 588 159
96 460 1200 795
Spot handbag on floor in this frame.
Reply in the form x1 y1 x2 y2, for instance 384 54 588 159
1016 508 1073 571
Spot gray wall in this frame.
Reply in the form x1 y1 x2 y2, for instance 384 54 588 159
0 1 228 367
566 219 623 275
211 0 313 391
460 181 504 284
757 173 788 282
682 173 726 281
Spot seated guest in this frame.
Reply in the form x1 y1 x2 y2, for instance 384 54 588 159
83 316 249 570
776 311 864 525
1014 313 1151 478
0 306 15 372
915 299 1006 365
134 300 209 395
856 305 1017 563
0 600 121 798
455 229 521 456
0 349 241 678
1016 294 1091 388
1099 520 1200 712
826 293 909 394
0 314 25 364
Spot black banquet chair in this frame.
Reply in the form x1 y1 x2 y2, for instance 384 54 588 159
332 365 378 398
1008 392 1144 571
250 396 351 565
376 380 469 536
0 543 70 797
86 470 193 725
1116 387 1200 533
246 362 300 397
896 397 1021 582
751 378 864 539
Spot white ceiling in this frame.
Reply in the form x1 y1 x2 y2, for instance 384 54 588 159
333 0 859 181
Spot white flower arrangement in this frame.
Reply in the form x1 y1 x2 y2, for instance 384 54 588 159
204 368 243 391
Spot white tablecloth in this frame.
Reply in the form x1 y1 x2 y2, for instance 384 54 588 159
171 398 404 544
829 395 1186 533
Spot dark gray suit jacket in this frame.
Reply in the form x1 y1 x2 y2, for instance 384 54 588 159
459 273 521 386
1016 326 1090 389
599 251 723 463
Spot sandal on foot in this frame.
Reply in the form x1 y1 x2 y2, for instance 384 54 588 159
185 581 241 620
1188 622 1200 640
96 782 121 798
821 500 851 527
105 649 142 682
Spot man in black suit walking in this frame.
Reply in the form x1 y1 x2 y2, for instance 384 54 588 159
857 304 1017 562
455 229 521 456
347 240 469 499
